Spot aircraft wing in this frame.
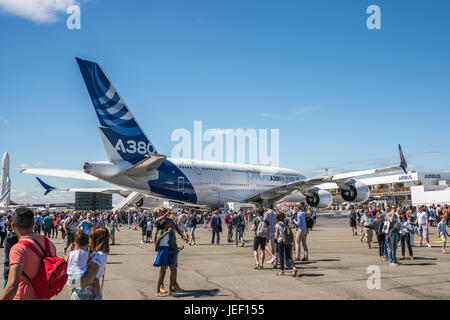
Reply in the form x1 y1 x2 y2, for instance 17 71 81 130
34 177 122 196
245 144 408 203
21 168 99 181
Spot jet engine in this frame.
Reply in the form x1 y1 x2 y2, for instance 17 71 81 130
340 181 370 203
305 190 333 209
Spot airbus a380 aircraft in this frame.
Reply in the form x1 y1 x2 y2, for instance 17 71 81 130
22 58 408 209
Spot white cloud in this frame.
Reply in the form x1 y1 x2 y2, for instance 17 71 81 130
0 0 87 24
19 163 30 169
260 112 271 118
36 161 45 166
292 107 319 114
0 116 8 124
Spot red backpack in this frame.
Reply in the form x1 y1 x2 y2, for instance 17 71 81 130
18 236 68 299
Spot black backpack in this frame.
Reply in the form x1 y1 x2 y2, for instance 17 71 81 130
306 216 315 229
140 216 147 228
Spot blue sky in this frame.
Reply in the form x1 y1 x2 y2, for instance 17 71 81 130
0 0 449 204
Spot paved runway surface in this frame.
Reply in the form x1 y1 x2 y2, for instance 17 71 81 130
2 218 449 300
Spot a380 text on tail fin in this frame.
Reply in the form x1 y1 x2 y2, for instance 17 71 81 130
76 57 157 165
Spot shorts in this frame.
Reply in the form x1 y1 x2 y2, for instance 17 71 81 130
253 236 267 251
363 229 373 243
153 246 176 267
441 234 447 243
189 226 196 234
418 224 429 237
110 229 115 236
146 230 152 237
269 233 276 245
349 219 356 228
141 227 146 236
71 285 94 300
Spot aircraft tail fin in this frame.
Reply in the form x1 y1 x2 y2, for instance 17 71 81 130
76 58 158 165
398 144 408 174
0 190 9 206
36 177 56 196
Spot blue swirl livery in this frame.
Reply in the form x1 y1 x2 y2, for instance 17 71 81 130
76 58 157 165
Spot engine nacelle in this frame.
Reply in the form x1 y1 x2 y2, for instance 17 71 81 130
306 190 333 209
340 181 370 203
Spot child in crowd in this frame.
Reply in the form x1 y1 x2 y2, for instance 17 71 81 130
437 216 449 254
108 218 119 245
66 230 101 299
146 214 154 243
88 227 110 300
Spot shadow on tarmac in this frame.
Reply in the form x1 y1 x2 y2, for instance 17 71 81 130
399 263 437 266
298 273 325 278
173 288 221 298
412 256 438 261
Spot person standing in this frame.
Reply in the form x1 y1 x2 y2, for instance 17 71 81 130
417 205 431 248
78 212 96 237
187 211 198 245
251 209 269 269
374 211 386 262
3 229 18 289
33 212 42 235
231 211 243 247
294 205 309 261
210 210 222 245
139 212 148 244
360 210 375 249
145 213 154 243
63 212 79 254
224 210 233 243
109 216 119 245
51 215 58 238
127 212 132 229
0 215 7 248
348 207 357 236
437 216 448 254
311 208 317 226
386 206 401 266
178 211 189 240
42 213 53 238
0 207 57 300
264 207 277 264
274 212 297 277
399 211 414 260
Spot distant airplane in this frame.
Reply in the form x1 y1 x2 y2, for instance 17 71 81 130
22 58 408 209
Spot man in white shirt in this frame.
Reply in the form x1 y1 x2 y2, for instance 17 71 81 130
417 205 431 248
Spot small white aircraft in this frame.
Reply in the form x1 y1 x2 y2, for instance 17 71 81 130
22 58 408 209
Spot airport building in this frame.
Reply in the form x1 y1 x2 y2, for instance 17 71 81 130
75 192 112 211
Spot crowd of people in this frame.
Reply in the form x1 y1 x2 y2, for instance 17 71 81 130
0 201 448 300
203 206 316 277
0 206 207 299
349 204 449 266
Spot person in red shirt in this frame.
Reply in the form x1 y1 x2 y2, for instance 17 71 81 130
0 207 57 300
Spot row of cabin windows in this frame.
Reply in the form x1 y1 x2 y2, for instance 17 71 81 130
179 165 257 174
